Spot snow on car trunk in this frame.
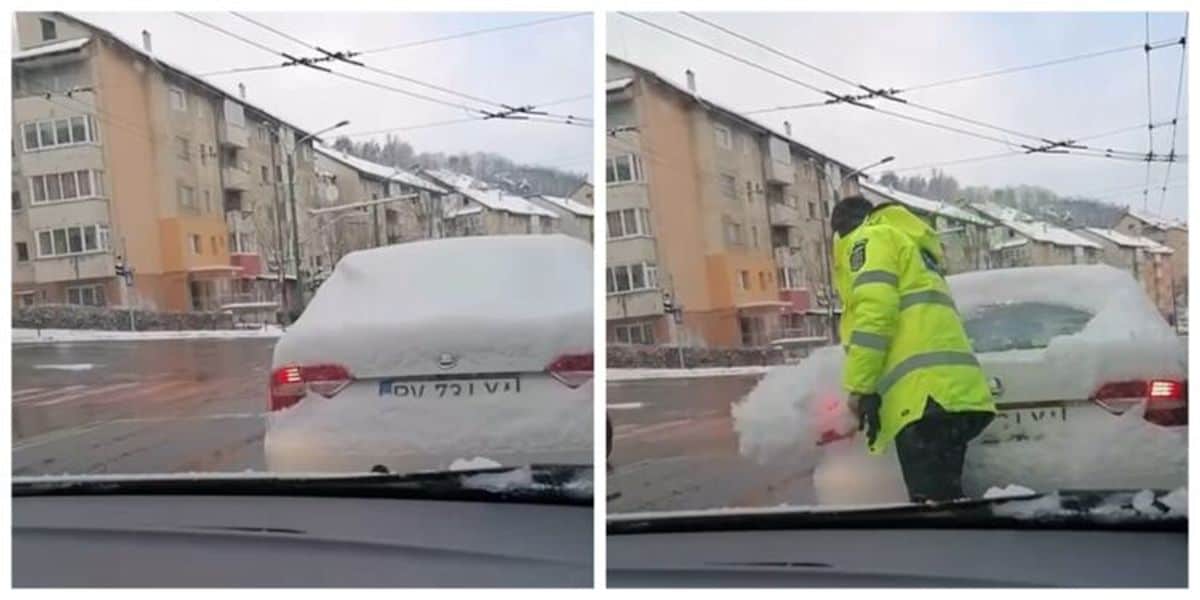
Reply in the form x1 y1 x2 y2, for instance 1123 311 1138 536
274 234 592 378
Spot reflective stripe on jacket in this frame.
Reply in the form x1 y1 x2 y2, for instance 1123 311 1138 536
834 203 995 454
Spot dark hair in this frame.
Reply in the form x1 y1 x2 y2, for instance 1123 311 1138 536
830 195 874 238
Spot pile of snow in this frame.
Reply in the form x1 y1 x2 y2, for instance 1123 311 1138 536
982 484 1037 499
13 327 284 344
275 235 592 378
462 466 593 500
608 366 770 382
447 457 503 471
994 486 1188 521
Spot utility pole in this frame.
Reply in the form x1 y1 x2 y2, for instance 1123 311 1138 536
285 120 350 311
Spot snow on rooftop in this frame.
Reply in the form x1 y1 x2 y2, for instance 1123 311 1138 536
991 237 1030 251
971 202 1100 249
314 145 445 194
424 170 558 218
859 181 990 226
607 77 634 92
1126 207 1187 231
14 37 90 61
1083 227 1174 253
535 195 594 217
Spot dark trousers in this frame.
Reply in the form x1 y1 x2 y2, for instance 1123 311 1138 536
894 398 994 503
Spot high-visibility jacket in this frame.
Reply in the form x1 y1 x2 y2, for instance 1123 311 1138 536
834 202 995 454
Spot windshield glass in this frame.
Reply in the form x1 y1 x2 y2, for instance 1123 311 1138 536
12 10 594 500
605 10 1188 529
963 302 1094 353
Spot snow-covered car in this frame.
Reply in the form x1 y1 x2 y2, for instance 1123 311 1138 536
265 234 592 473
735 264 1187 499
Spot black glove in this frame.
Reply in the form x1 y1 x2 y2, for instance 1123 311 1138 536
851 393 882 447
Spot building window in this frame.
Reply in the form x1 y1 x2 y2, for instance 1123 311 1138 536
739 270 751 290
176 136 190 161
606 262 658 294
719 174 737 200
13 190 22 211
808 201 816 218
759 271 768 289
168 86 187 111
261 165 270 183
742 134 754 156
40 18 57 41
751 225 759 248
606 154 644 184
210 236 219 254
34 224 108 258
613 322 656 345
66 285 106 307
31 170 105 205
15 242 29 262
724 220 744 246
190 234 202 255
607 208 652 239
21 115 97 151
178 184 196 210
714 123 732 149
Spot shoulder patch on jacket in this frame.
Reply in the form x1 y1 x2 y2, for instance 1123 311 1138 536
849 238 868 272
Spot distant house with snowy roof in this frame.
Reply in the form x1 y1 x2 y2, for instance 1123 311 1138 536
1113 208 1187 296
1077 227 1176 320
526 194 594 243
313 145 451 272
859 181 992 274
418 169 560 238
966 201 1101 269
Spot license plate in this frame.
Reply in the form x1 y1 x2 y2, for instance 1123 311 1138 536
985 404 1068 441
378 376 521 399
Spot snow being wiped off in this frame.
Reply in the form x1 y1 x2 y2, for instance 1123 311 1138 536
732 346 910 506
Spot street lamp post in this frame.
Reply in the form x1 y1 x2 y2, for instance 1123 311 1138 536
286 120 349 314
818 155 895 342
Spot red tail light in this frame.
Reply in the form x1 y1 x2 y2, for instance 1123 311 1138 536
1091 378 1187 426
547 353 592 389
269 363 354 411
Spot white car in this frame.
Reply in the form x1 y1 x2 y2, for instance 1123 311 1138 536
265 234 593 473
735 264 1187 500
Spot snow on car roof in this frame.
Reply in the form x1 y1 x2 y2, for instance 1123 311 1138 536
13 37 90 61
859 180 990 226
969 202 1101 249
423 170 559 218
1082 227 1174 253
314 145 446 195
534 194 594 217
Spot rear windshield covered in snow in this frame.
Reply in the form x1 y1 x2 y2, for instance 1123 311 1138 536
963 302 1094 353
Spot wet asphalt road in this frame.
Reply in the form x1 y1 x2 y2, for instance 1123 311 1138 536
12 338 275 476
607 374 818 514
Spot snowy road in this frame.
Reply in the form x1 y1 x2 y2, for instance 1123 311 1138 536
607 374 820 513
12 339 274 476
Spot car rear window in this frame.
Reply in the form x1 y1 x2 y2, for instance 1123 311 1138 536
962 302 1095 353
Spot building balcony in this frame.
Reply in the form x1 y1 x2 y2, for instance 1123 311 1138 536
606 288 664 320
222 165 251 191
31 251 114 284
769 201 802 226
779 288 811 313
230 252 263 278
219 120 249 149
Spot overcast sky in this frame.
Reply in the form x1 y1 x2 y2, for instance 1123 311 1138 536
73 11 593 177
610 12 1188 220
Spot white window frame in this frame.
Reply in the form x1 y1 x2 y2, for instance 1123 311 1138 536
169 86 187 112
714 123 733 150
66 284 106 307
178 184 196 210
21 115 97 152
29 170 105 205
724 220 744 246
613 322 656 345
607 207 653 240
33 224 109 259
738 270 751 291
606 154 644 184
189 234 202 255
606 261 659 295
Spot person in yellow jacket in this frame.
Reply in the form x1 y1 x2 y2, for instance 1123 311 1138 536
829 195 996 503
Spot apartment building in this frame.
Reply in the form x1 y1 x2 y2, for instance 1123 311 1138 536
527 194 594 243
419 170 559 237
12 12 317 316
1114 208 1188 298
605 55 860 348
1078 227 1176 320
859 181 993 274
312 145 448 274
968 202 1101 268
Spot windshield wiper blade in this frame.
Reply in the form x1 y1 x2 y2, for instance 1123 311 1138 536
608 489 1186 535
13 464 593 507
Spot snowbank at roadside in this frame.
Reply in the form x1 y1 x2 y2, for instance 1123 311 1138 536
13 327 284 344
608 366 771 381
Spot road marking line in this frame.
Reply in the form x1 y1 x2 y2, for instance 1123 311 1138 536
13 387 46 398
607 402 645 410
12 384 88 403
28 382 143 407
615 418 697 440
